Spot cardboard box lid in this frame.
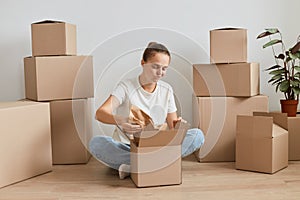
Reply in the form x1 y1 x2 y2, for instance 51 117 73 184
0 101 43 109
32 20 66 24
133 122 189 147
237 115 287 138
253 112 288 130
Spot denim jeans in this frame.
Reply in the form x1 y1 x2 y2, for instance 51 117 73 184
89 128 205 170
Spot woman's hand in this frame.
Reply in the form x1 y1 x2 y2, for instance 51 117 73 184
173 117 187 128
121 122 142 134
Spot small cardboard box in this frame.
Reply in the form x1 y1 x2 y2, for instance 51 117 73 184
252 112 300 161
193 62 259 97
130 122 188 187
31 20 76 56
50 99 92 164
210 28 247 64
24 55 94 101
236 113 288 174
193 95 268 162
0 101 52 188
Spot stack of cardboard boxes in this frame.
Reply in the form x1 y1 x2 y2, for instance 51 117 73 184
192 28 269 162
24 20 94 164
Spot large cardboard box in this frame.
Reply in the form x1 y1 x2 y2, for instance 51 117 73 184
236 114 288 173
130 122 188 187
210 28 247 64
24 56 94 101
252 112 300 161
0 101 52 188
193 63 259 97
50 99 92 164
31 20 76 56
193 95 268 162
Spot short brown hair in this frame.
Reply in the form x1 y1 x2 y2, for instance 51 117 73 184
142 42 171 62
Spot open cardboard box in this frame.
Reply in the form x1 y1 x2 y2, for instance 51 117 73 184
236 112 288 174
250 112 300 161
129 122 189 187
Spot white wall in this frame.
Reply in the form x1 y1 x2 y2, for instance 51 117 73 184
0 0 299 136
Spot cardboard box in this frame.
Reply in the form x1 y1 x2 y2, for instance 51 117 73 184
130 123 188 187
193 95 268 162
236 114 288 173
288 115 300 160
253 112 300 161
0 101 52 188
50 99 92 164
210 28 247 63
31 20 76 56
24 56 94 101
193 63 259 97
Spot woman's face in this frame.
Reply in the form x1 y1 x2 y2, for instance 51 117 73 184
141 52 170 84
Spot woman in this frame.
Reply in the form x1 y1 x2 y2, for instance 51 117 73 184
89 42 205 179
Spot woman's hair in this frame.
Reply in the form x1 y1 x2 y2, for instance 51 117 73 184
142 42 171 62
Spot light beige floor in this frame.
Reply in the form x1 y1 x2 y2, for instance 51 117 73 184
0 155 299 200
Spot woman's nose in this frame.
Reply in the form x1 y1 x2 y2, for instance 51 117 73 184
157 68 162 75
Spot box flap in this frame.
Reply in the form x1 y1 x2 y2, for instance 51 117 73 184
272 123 288 137
133 122 189 147
237 115 273 138
253 112 288 130
32 20 64 24
211 27 246 31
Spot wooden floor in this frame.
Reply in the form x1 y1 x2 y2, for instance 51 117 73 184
0 155 300 200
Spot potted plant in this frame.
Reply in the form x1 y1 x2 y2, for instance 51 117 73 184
257 28 300 117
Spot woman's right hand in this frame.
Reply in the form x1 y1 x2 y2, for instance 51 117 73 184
121 122 142 134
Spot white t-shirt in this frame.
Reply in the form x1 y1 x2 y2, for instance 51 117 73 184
111 76 177 144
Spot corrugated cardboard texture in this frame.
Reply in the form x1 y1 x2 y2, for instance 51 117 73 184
193 63 259 97
193 95 268 162
24 56 94 101
31 21 76 56
50 99 91 164
130 142 182 187
0 101 52 188
236 115 288 174
210 28 247 63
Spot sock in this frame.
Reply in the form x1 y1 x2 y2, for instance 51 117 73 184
118 164 131 179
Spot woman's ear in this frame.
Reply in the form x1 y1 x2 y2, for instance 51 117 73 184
141 59 145 66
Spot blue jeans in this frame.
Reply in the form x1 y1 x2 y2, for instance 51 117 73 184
89 128 205 170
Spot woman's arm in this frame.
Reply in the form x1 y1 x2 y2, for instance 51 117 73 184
166 112 178 129
95 95 142 134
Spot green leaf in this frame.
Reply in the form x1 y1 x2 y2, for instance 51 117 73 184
271 78 284 85
263 39 282 48
275 83 280 92
257 29 279 39
290 80 299 87
265 28 279 34
295 72 300 78
292 87 300 95
289 51 299 60
279 80 290 92
294 66 300 72
269 69 286 75
265 65 282 71
270 74 282 81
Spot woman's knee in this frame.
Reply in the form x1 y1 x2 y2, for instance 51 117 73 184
187 128 205 147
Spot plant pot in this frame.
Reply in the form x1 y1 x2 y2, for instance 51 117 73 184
280 99 299 117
